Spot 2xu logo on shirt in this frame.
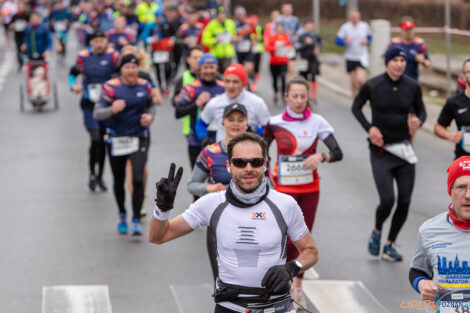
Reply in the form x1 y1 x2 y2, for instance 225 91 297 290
252 212 267 220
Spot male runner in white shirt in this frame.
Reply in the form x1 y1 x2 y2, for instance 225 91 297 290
148 133 318 313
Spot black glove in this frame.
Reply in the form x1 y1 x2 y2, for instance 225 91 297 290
155 163 183 211
201 136 214 147
261 262 301 294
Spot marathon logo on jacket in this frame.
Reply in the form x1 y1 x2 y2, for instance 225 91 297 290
432 242 452 250
436 254 470 312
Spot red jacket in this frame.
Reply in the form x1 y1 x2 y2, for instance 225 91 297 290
152 37 174 51
265 33 291 65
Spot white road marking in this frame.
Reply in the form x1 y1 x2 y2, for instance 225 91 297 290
303 267 320 280
302 280 389 313
42 285 113 313
170 283 214 313
0 47 14 92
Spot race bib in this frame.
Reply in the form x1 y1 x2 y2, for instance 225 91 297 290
153 51 170 64
296 58 309 72
237 40 251 53
461 126 470 153
87 84 102 103
110 136 139 157
437 288 470 313
217 32 232 44
383 141 418 164
54 21 67 32
275 45 289 57
13 20 27 32
278 155 313 185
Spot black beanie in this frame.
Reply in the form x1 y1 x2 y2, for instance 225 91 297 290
120 54 139 68
384 46 406 65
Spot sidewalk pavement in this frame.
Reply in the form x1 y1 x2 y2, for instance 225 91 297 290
320 53 462 92
316 57 443 135
321 53 466 77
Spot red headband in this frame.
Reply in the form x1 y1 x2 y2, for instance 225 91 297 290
400 21 415 30
224 64 247 86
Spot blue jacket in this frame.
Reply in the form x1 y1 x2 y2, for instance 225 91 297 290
175 79 225 146
99 77 154 138
23 23 53 57
68 47 120 102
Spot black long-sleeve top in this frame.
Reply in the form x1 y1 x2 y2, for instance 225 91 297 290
351 73 427 145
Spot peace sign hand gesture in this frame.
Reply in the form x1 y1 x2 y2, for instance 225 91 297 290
155 163 183 211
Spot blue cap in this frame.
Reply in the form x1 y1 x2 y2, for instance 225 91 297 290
199 53 218 66
384 46 406 65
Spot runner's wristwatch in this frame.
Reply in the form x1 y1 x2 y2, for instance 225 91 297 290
295 260 303 271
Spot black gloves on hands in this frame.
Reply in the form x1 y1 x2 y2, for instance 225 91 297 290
261 262 301 294
201 136 214 147
155 163 183 211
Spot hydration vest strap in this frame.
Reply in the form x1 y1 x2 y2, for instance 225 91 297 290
264 197 288 259
209 200 229 256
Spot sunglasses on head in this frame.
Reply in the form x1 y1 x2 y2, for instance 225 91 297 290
230 158 265 168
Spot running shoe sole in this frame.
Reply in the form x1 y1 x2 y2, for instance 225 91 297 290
381 253 403 262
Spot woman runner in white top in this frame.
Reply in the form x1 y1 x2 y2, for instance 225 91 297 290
263 77 343 309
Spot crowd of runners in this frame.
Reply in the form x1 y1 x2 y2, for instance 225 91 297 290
2 0 470 312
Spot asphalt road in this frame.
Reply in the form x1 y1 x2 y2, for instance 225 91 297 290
0 34 458 313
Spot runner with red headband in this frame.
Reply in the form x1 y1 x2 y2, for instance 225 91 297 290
389 16 430 82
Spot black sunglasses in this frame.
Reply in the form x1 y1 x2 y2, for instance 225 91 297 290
230 158 265 168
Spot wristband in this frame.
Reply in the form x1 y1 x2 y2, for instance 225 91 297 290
412 276 428 294
286 261 302 279
153 205 171 221
321 152 328 163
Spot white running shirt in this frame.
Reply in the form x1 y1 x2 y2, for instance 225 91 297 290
199 89 271 142
336 21 371 63
182 188 308 312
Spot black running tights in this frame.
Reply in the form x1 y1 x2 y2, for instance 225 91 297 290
108 138 149 220
88 128 106 179
154 62 171 90
370 148 415 243
269 63 287 95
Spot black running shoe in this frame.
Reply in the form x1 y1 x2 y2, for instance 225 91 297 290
88 175 96 192
96 178 107 192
